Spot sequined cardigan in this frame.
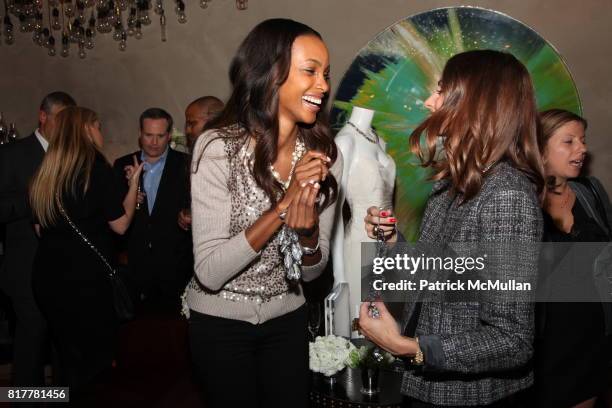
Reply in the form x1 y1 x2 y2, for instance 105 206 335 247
186 126 342 324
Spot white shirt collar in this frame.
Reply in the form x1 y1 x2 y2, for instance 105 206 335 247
34 129 48 152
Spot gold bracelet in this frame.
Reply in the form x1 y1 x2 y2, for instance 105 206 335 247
411 337 424 366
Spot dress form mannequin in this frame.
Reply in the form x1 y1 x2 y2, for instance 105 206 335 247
332 106 396 337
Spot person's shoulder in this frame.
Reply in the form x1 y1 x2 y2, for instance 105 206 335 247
0 133 37 155
194 124 245 158
481 162 540 209
168 147 189 161
485 162 537 195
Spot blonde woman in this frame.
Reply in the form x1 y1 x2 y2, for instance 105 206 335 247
30 106 142 392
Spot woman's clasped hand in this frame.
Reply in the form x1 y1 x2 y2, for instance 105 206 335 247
278 151 331 235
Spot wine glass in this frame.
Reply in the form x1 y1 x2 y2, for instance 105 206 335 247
307 302 321 341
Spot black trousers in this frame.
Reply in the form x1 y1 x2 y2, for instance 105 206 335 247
8 291 48 386
189 305 309 408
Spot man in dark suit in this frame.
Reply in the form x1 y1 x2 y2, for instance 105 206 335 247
0 92 76 386
113 108 192 313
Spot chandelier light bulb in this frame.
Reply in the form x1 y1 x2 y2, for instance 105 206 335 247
65 3 74 18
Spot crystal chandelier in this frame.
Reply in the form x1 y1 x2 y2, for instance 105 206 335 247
1 0 248 59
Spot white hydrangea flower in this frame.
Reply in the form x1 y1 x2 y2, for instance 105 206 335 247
308 335 356 377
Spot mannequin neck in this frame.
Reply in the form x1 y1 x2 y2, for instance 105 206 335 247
348 106 374 130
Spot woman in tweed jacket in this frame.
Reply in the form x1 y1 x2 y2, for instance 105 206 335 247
358 50 545 407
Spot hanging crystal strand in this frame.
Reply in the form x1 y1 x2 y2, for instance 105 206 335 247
51 7 61 30
0 113 8 145
7 123 19 142
45 1 56 55
84 27 93 48
47 34 56 56
112 20 123 41
64 1 74 18
134 19 142 39
138 0 151 26
159 8 166 42
18 13 26 33
32 10 43 44
126 6 136 35
118 29 126 51
175 0 186 24
60 32 69 57
236 0 247 11
87 9 95 37
4 17 14 45
37 26 49 47
153 0 163 15
75 0 85 24
34 10 42 31
78 42 86 58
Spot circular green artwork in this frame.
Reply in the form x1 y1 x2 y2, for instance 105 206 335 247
331 6 581 241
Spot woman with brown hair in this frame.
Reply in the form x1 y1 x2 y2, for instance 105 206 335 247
535 109 612 408
30 106 142 392
358 50 545 407
185 19 340 408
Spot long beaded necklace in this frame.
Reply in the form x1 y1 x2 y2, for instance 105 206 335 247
347 121 379 144
269 138 306 190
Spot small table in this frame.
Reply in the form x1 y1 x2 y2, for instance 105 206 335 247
310 368 403 408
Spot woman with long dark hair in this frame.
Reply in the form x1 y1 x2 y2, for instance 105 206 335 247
358 50 545 407
185 19 340 407
30 106 142 392
535 109 612 408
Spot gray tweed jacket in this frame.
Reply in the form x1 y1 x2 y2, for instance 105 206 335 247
400 161 543 406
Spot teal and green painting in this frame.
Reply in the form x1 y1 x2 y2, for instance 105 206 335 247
331 6 581 241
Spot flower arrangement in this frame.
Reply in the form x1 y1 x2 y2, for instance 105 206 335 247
309 335 356 377
346 345 396 369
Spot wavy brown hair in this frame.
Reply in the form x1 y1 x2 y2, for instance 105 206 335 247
194 18 338 210
409 50 545 202
30 106 99 227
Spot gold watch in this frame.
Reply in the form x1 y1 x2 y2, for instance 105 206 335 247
411 337 424 365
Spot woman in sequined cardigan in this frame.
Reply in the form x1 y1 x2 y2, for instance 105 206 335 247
358 50 545 407
185 19 340 408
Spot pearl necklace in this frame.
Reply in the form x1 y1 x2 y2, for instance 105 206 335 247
269 138 306 190
347 121 379 144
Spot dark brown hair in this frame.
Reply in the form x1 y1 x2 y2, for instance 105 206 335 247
409 50 545 202
194 18 338 210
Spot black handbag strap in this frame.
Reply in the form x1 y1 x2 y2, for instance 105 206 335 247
58 203 117 278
